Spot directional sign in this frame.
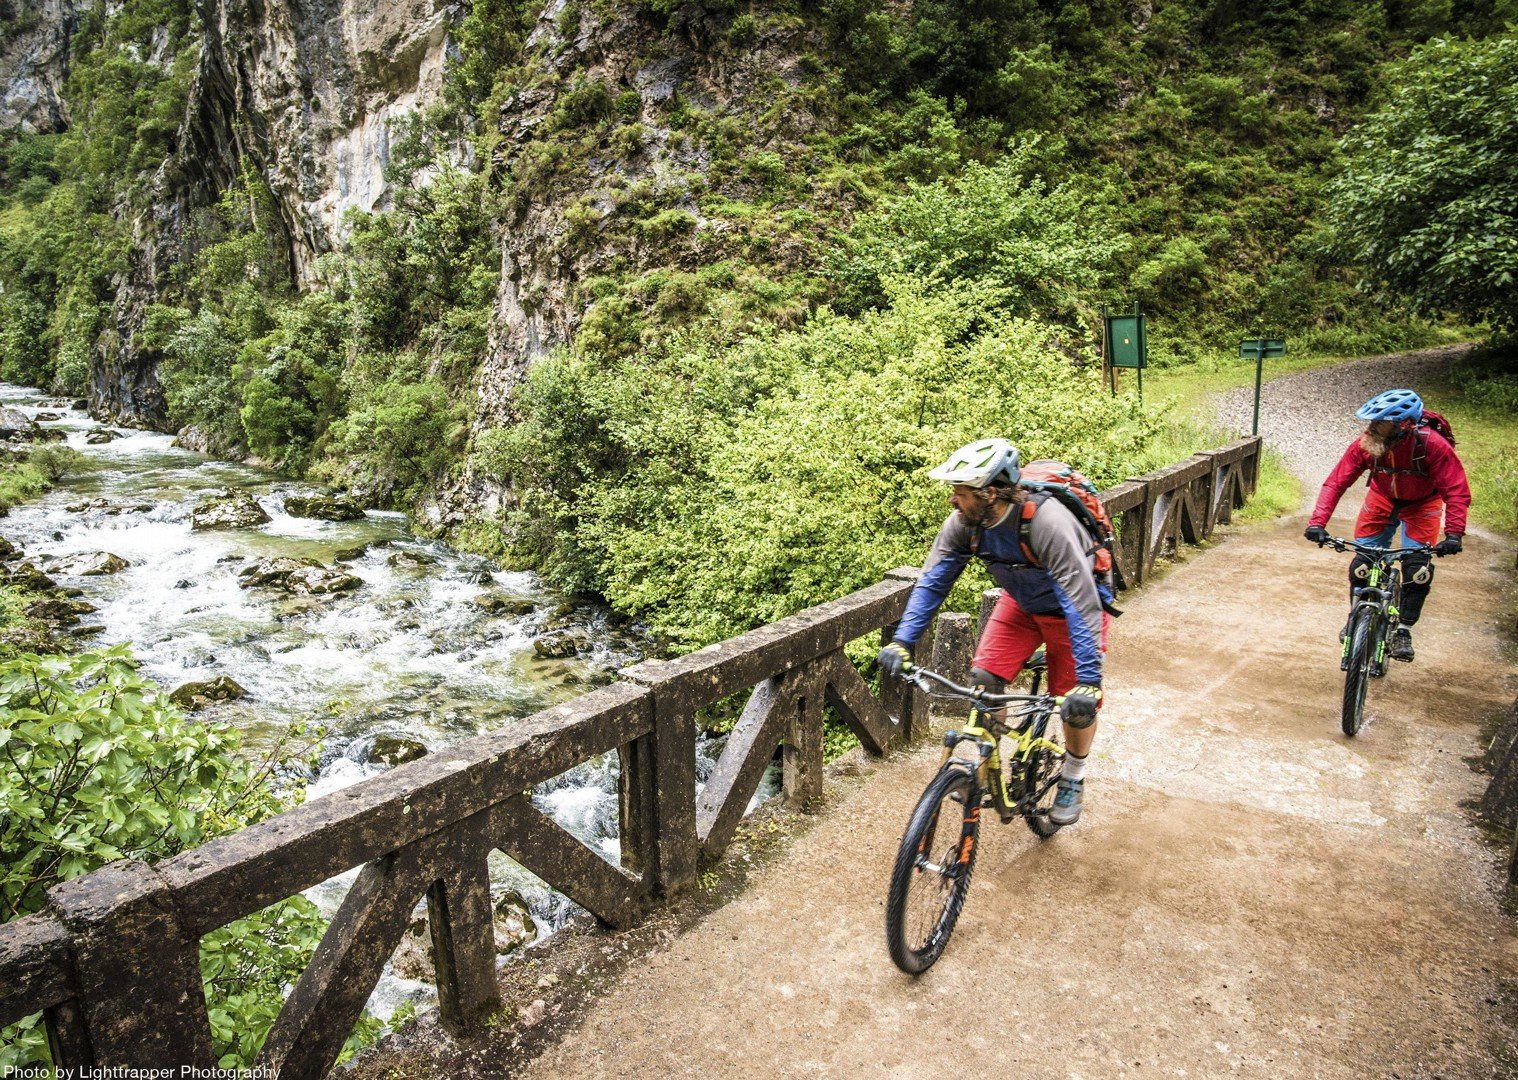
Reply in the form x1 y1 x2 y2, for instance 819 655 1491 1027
1239 338 1286 359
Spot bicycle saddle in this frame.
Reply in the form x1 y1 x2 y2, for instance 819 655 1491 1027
1023 649 1046 672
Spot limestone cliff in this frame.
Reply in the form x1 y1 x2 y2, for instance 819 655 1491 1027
0 0 82 133
90 0 462 424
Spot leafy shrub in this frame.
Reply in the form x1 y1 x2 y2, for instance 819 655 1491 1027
0 647 379 1068
491 279 1153 645
1327 34 1518 332
321 374 464 506
828 144 1129 323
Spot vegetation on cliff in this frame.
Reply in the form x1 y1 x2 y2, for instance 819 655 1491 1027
1 2 1514 647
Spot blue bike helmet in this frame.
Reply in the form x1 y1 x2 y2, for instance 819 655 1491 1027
1355 389 1423 423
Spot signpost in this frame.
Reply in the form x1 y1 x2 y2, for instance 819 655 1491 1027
1103 305 1147 403
1239 337 1286 436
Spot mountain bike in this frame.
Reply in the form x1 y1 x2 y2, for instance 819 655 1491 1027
884 656 1066 975
1315 534 1437 736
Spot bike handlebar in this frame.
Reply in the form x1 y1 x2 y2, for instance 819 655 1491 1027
1316 534 1440 558
901 664 1058 707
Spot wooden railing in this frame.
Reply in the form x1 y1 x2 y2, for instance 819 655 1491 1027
0 437 1259 1074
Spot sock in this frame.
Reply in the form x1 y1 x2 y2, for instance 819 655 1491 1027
1062 752 1088 782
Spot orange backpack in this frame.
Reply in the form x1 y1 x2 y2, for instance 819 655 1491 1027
1015 460 1116 577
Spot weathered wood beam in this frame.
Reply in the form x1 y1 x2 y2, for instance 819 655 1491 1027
0 913 73 1028
258 846 428 1080
160 683 651 936
490 795 643 930
697 677 788 858
818 649 899 753
783 667 826 812
44 860 213 1067
426 811 501 1033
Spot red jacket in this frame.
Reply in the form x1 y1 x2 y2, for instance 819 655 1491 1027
1309 426 1471 536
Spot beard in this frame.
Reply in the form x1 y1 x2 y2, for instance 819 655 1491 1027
1360 429 1396 457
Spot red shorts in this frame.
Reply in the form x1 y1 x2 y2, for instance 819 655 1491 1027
1355 488 1443 546
971 591 1110 698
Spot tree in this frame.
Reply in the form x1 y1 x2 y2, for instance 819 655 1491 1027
1328 34 1518 333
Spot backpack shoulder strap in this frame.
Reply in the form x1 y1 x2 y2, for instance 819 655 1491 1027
1016 495 1043 565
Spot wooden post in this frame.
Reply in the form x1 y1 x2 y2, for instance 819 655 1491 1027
932 612 975 702
426 812 501 1033
620 662 700 897
45 860 214 1067
783 667 826 812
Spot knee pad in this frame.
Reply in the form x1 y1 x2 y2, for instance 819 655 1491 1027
1404 557 1433 588
1349 553 1373 583
1065 710 1098 730
968 667 1005 695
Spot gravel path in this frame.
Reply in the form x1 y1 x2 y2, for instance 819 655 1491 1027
360 345 1517 1080
1213 342 1479 505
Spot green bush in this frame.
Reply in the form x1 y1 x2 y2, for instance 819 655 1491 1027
1327 34 1518 332
827 144 1129 323
490 278 1153 646
0 647 378 1069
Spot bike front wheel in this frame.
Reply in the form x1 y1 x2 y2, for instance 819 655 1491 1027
1022 719 1067 839
885 766 980 974
1342 607 1377 736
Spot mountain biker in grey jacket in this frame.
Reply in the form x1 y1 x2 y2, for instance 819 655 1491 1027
878 439 1114 826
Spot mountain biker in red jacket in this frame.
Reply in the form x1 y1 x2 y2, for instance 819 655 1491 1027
1303 389 1470 662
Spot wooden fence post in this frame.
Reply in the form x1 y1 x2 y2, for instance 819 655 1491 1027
620 662 700 896
45 860 213 1066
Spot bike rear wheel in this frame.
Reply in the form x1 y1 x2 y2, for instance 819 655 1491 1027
1341 607 1376 736
885 766 980 974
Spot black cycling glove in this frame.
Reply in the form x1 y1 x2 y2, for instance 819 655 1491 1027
1433 534 1462 556
1304 525 1328 545
877 641 910 678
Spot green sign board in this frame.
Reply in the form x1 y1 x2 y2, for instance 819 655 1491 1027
1107 314 1147 369
1239 338 1286 359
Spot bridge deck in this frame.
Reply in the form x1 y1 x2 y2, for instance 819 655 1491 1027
506 510 1517 1078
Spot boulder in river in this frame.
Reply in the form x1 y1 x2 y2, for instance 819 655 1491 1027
387 549 438 570
44 551 129 576
284 493 367 521
31 428 67 443
533 629 592 659
84 429 119 445
494 890 537 955
192 490 270 530
2 561 57 591
168 675 248 711
239 556 361 595
474 594 539 617
368 733 429 767
0 407 39 439
0 536 17 560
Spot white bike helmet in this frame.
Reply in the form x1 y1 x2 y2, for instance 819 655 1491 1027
927 439 1021 488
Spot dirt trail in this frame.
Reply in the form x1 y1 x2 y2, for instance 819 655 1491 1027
512 351 1518 1078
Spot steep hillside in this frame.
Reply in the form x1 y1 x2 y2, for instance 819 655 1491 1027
1 0 1512 641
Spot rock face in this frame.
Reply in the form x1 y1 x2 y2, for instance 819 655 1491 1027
87 0 463 426
0 0 82 134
